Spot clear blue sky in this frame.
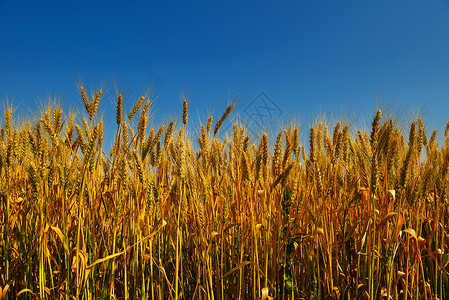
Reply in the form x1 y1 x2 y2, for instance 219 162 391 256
1 1 449 148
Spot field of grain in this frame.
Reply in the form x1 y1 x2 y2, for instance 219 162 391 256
1 87 449 299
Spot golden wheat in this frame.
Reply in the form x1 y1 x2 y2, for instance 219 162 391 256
1 87 449 300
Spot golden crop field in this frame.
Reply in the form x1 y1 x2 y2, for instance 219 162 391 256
1 87 449 299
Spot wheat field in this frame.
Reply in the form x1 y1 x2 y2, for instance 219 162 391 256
0 87 448 299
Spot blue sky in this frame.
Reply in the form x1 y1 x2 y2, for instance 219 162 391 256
1 1 449 149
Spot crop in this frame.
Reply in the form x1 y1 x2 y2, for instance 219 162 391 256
1 86 449 299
